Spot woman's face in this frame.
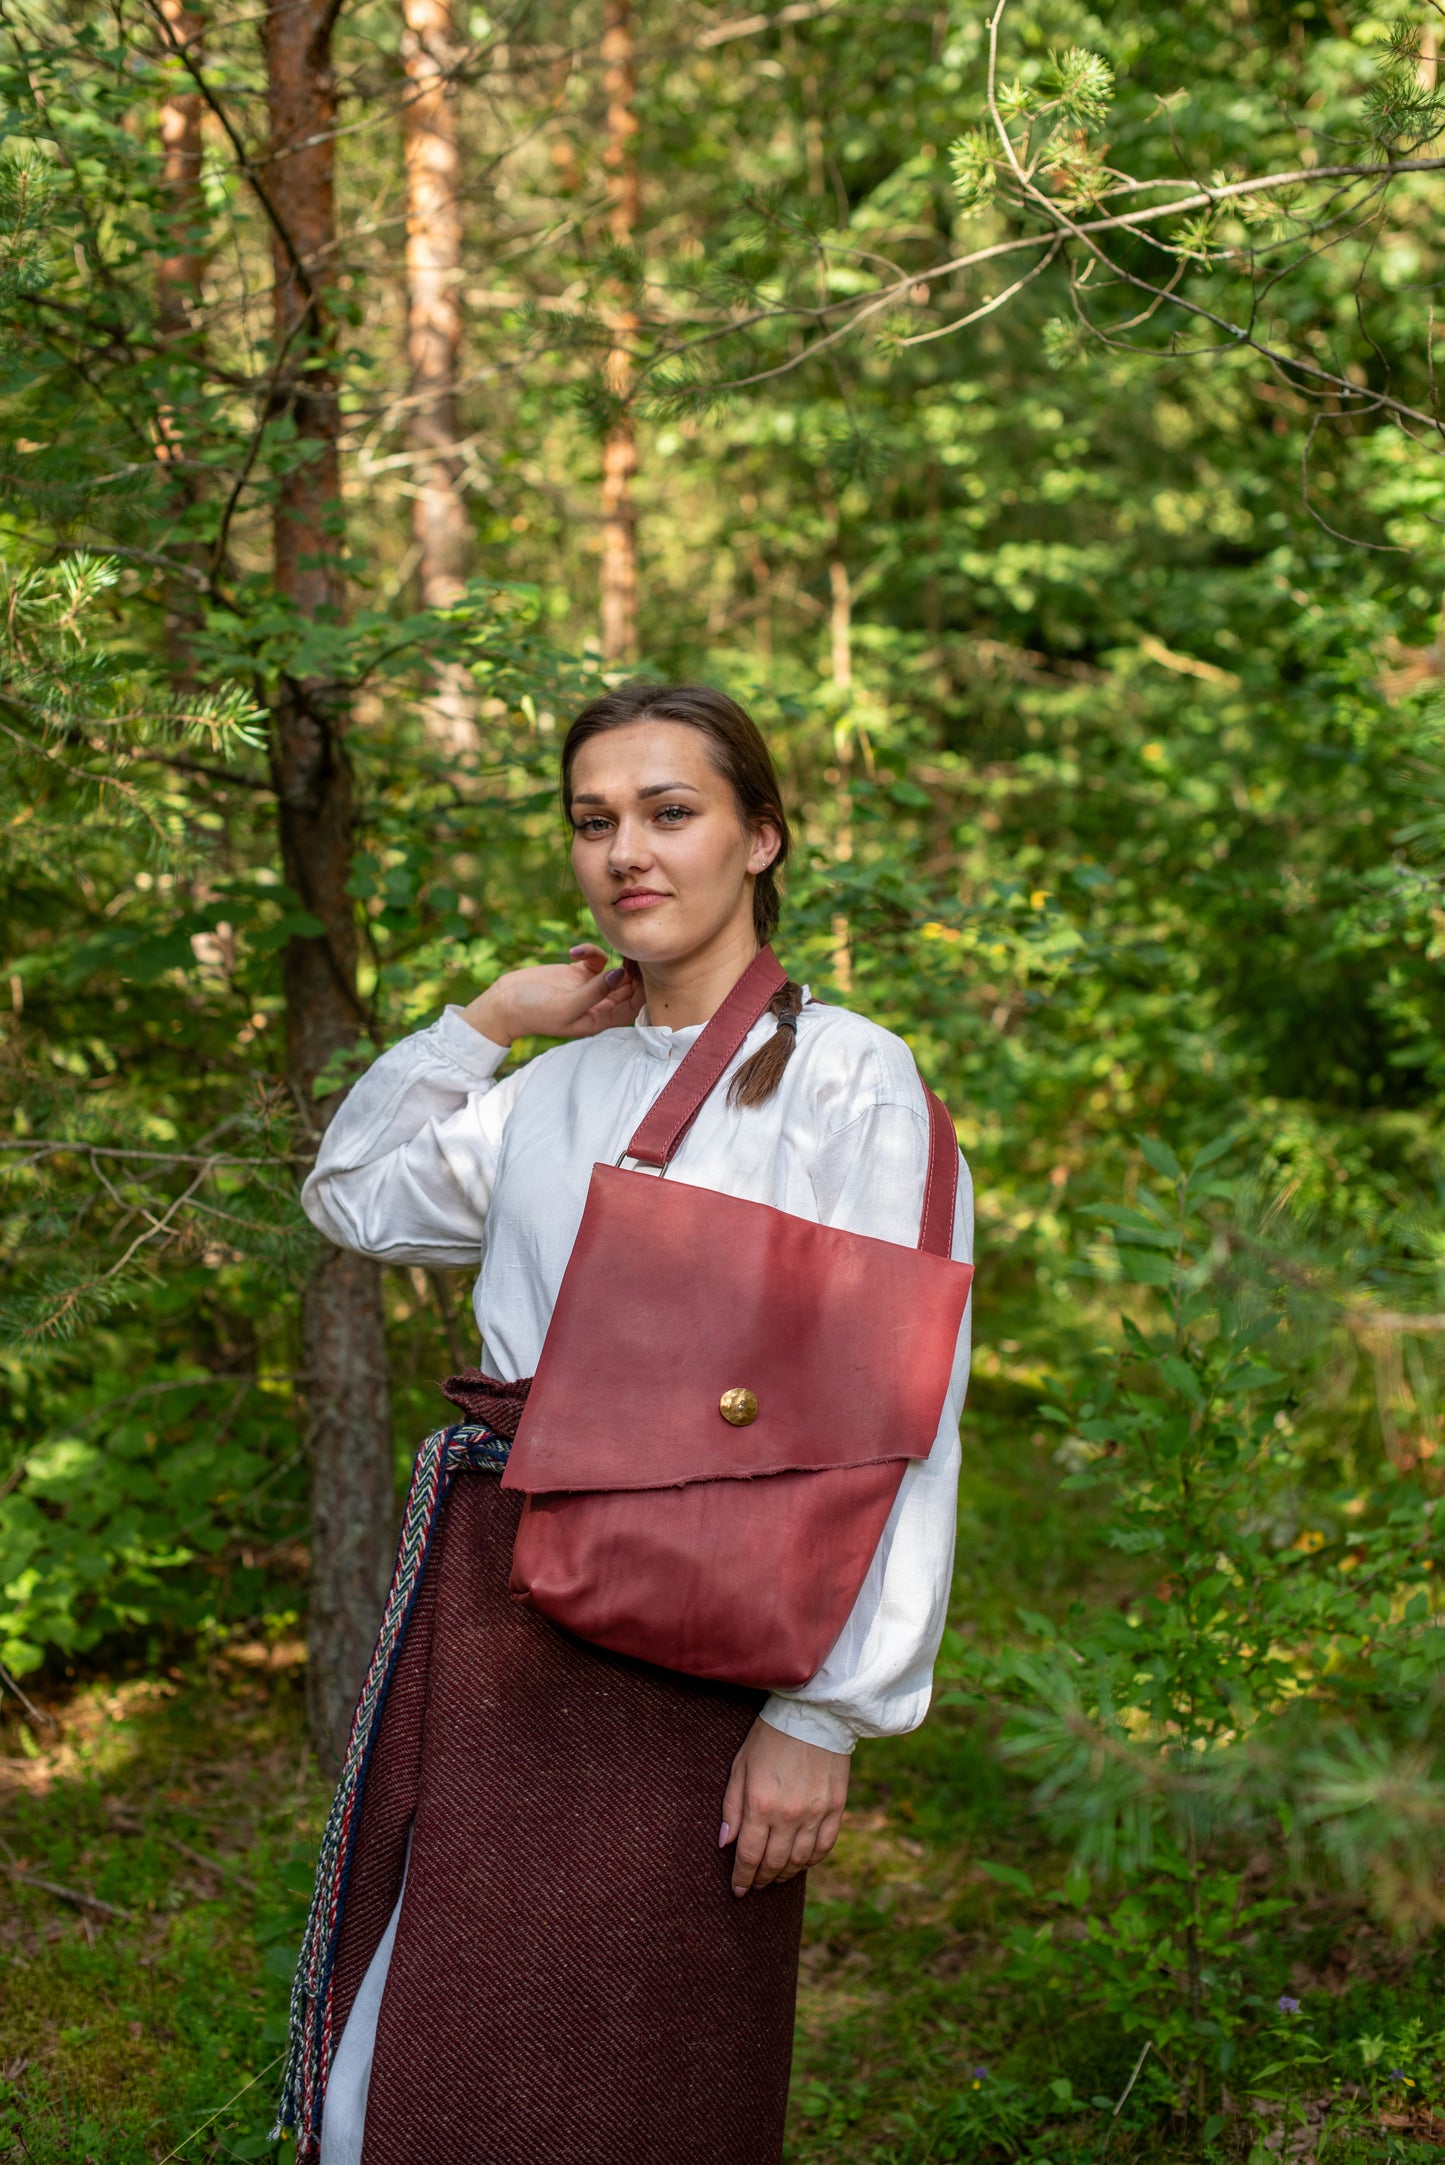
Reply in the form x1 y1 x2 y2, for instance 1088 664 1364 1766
568 720 779 967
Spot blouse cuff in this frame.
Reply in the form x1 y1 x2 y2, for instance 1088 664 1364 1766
758 1693 857 1756
434 1005 511 1079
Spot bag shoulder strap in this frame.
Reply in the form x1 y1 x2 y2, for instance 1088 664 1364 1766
624 945 787 1167
918 1087 960 1258
622 946 961 1259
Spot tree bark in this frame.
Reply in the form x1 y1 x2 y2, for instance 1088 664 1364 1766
155 0 208 673
157 0 206 341
599 0 638 664
402 0 476 752
265 0 396 1772
302 1248 394 1764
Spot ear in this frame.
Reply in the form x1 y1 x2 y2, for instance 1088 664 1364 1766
746 820 781 877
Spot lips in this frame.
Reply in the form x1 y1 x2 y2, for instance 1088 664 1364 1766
613 890 671 911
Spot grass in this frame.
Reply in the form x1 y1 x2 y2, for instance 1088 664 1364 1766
0 1646 315 2164
4 1392 1445 2161
5 1654 1445 2163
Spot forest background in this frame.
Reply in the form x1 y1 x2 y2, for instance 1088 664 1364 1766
4 0 1445 2157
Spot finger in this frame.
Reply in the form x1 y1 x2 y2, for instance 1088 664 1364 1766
599 977 646 1024
565 976 643 1037
775 1819 824 1882
731 1810 772 1896
744 1820 798 1894
567 943 609 975
719 1757 746 1854
784 1827 831 1879
811 1806 845 1867
556 962 629 1022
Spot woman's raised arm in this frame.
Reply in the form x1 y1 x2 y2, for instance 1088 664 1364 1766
301 945 642 1267
300 1007 520 1268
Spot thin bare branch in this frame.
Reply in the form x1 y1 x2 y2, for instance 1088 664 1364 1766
898 234 1064 347
0 1140 310 1167
695 0 840 48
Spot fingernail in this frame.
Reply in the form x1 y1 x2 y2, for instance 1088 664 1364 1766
604 967 626 988
568 944 590 957
718 1822 731 1847
733 1884 746 1897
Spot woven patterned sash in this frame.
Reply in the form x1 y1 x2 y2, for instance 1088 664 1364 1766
273 1422 512 2152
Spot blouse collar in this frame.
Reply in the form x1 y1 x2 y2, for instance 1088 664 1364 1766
632 1009 707 1062
630 980 810 1063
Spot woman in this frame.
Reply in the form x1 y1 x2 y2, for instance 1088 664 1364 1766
279 680 974 2165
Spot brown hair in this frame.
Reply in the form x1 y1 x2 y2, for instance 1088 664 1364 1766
560 679 802 1107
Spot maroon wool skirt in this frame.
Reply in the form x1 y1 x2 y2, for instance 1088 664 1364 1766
326 1473 807 2164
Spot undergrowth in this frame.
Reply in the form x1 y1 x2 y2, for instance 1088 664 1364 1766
2 1396 1443 2164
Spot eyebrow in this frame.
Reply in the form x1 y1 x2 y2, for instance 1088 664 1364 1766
571 780 703 804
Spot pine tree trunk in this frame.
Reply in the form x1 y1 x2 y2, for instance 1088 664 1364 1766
265 0 396 1772
155 0 208 673
402 0 476 752
600 0 637 664
157 0 205 339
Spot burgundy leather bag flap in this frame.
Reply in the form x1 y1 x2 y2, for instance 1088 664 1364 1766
501 1163 971 1496
499 947 974 1690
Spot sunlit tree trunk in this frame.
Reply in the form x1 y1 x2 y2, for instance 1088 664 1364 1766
157 0 205 340
402 0 476 751
599 0 638 663
155 0 208 674
265 0 396 1773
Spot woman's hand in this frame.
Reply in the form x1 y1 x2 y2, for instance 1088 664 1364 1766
461 943 644 1048
720 1717 850 1896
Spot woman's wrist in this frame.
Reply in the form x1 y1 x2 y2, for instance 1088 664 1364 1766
758 1697 857 1757
460 984 515 1048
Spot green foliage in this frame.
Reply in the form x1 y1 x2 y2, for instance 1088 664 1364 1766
950 1135 1445 2119
1362 27 1445 152
4 0 1445 2152
949 128 999 214
13 1640 1445 2165
0 556 264 869
0 1324 311 1677
0 149 59 317
1040 46 1115 127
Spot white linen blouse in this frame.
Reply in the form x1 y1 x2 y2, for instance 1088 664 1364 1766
300 989 974 1754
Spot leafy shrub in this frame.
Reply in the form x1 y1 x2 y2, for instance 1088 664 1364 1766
953 1135 1445 2124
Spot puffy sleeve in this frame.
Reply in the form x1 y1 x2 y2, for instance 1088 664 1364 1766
300 1006 528 1269
757 1096 974 1756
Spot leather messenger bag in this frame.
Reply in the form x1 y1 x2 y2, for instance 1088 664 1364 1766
501 947 975 1691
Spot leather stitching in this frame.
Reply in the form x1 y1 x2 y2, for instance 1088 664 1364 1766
918 1089 957 1257
919 1089 940 1252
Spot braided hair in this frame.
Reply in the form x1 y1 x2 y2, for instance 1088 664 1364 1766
727 979 804 1108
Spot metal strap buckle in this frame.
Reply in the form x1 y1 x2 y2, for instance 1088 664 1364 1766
613 1150 669 1177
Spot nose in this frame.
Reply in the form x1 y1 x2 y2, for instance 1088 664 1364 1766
607 813 654 879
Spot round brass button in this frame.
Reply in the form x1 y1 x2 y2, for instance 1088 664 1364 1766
719 1387 759 1427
